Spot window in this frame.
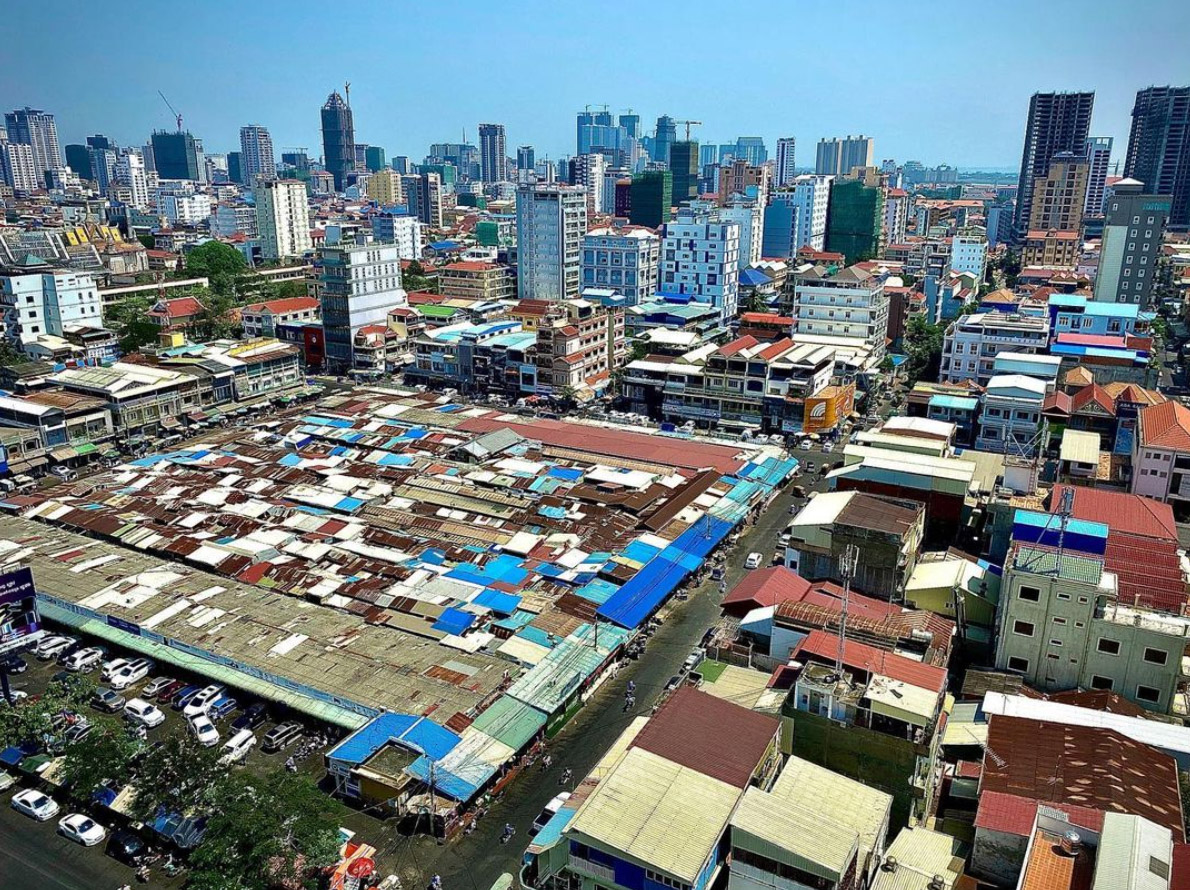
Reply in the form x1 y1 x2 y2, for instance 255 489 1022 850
1090 675 1114 691
1007 656 1029 673
1143 647 1168 666
1097 638 1121 655
1056 592 1071 601
1151 857 1170 880
1136 685 1161 704
1052 617 1067 625
1049 639 1063 648
1013 620 1035 637
1018 586 1040 602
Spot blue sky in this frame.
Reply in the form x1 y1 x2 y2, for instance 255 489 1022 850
3 0 1185 169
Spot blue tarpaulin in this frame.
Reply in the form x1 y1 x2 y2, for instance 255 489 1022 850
0 747 24 767
404 756 480 801
473 589 522 615
327 713 461 766
432 607 476 636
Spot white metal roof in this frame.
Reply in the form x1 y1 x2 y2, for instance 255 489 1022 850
1091 811 1174 890
1060 429 1102 465
789 490 852 527
881 415 956 440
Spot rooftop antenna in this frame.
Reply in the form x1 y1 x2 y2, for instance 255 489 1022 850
835 544 859 679
1052 485 1075 576
344 81 351 108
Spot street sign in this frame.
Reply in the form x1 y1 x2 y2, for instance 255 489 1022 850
0 567 42 657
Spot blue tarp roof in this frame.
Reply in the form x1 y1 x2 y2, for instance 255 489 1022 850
0 746 24 766
432 607 476 636
404 756 480 801
327 713 461 766
473 589 522 615
929 394 979 411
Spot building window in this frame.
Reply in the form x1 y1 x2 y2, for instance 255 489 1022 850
1052 617 1067 625
1090 675 1114 691
1049 639 1063 648
1143 647 1168 666
1013 620 1035 637
1018 585 1040 602
1056 592 1070 601
1007 656 1029 674
1097 638 1121 656
1136 685 1161 704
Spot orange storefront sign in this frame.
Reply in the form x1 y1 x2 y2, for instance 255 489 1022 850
804 383 856 433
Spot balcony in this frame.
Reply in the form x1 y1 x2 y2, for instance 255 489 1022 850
568 854 615 883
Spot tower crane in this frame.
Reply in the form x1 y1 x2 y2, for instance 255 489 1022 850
157 91 183 132
675 120 703 141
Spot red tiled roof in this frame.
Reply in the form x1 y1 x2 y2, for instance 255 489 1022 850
1139 400 1190 452
242 296 319 314
739 312 794 325
792 629 948 693
630 687 778 788
1043 392 1073 415
757 338 796 361
148 296 205 319
1070 383 1116 417
717 335 760 357
443 261 499 272
1053 484 1177 540
407 291 445 305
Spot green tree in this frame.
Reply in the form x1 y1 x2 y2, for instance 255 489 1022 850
0 674 96 748
403 260 433 293
193 290 243 341
137 234 155 250
107 295 161 353
902 317 945 385
186 241 248 297
1000 250 1021 290
128 732 229 822
188 771 346 890
0 339 26 367
58 718 139 801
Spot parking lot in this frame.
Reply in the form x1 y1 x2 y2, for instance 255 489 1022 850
0 635 341 887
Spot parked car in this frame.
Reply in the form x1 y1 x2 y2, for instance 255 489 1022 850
58 813 106 846
100 658 131 682
183 685 226 719
36 636 75 660
64 721 94 744
106 828 148 866
62 647 105 673
208 696 238 721
0 771 15 791
0 655 27 674
11 789 60 821
170 685 201 710
109 661 151 691
190 714 220 747
151 680 186 703
682 648 705 673
231 702 268 732
261 721 303 753
91 688 126 713
141 677 176 700
664 675 683 692
49 466 77 482
530 792 571 835
123 698 165 729
219 729 257 765
744 552 764 570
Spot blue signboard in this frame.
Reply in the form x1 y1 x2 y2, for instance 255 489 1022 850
0 567 41 656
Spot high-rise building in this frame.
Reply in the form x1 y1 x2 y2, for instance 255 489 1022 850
0 141 38 192
815 136 874 177
582 226 660 304
226 152 242 185
792 264 889 360
699 144 718 169
1125 86 1190 230
816 138 842 176
517 145 535 172
719 198 763 269
669 141 700 205
401 172 443 228
369 169 403 206
150 130 201 180
0 269 102 341
4 107 61 177
576 109 615 154
1083 136 1113 217
717 158 770 205
762 174 833 257
1012 91 1095 240
882 187 909 249
64 145 92 181
660 205 741 323
1027 152 1090 232
619 113 640 139
1094 178 1171 307
515 183 587 301
318 242 407 372
115 150 149 210
365 146 386 173
86 134 114 151
950 232 988 280
734 136 768 165
239 124 276 185
256 179 313 260
825 178 884 263
281 151 310 174
479 123 507 183
653 115 676 165
87 148 117 195
371 213 423 260
320 90 355 191
571 153 607 216
629 170 672 229
775 137 797 187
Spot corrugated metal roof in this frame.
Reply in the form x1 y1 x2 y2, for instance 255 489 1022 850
732 785 857 880
567 746 740 883
470 695 548 752
1060 430 1102 465
871 826 967 890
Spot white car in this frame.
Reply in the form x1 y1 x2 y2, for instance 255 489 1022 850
33 635 69 657
101 658 131 681
36 636 75 660
745 552 764 570
62 647 105 673
183 684 225 719
124 698 165 728
190 714 220 747
0 771 15 791
11 789 60 821
109 661 151 691
58 813 106 846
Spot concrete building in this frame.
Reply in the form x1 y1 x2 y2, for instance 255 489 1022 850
241 296 320 338
762 175 833 257
238 124 275 184
1125 85 1190 230
1022 229 1080 268
114 150 149 210
1083 135 1113 216
320 91 355 191
949 231 987 280
825 178 884 263
1094 178 1171 307
882 188 909 250
438 261 515 301
1013 91 1095 241
318 243 407 372
370 212 423 260
150 130 201 181
1132 399 1190 506
1027 151 1090 233
653 114 676 164
975 374 1048 456
255 179 312 260
571 152 607 216
1 267 103 343
816 135 873 177
774 137 796 187
670 140 700 205
478 123 507 183
5 106 62 177
719 198 763 270
791 263 889 361
368 168 403 206
629 170 672 228
940 312 1050 385
1 140 38 191
660 206 741 324
717 158 770 205
516 183 587 302
581 226 660 305
402 172 443 228
211 203 258 238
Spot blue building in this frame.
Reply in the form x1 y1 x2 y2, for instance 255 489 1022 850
1048 295 1153 340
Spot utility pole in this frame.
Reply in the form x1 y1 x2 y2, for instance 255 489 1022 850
835 544 859 680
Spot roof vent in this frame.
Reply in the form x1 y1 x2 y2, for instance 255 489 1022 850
928 877 946 890
1060 830 1082 856
881 856 898 873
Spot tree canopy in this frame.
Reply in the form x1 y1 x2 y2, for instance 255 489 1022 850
902 317 945 385
185 241 248 297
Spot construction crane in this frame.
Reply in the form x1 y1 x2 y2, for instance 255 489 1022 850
675 119 703 141
157 91 183 132
344 81 351 107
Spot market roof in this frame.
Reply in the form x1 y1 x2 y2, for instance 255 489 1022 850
630 687 778 788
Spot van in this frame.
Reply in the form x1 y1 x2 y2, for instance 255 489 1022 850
744 552 764 570
220 729 257 765
530 792 571 835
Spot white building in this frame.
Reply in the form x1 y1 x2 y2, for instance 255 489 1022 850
318 242 407 372
157 192 210 225
4 107 61 177
774 137 796 187
1 141 38 192
950 232 988 280
661 205 741 323
720 199 763 270
762 174 832 257
239 124 276 185
516 183 587 302
255 179 312 260
791 264 889 360
371 213 423 260
571 153 607 217
975 374 1048 456
940 312 1050 385
581 226 660 305
1 269 103 342
211 203 258 238
882 188 909 249
115 150 149 210
601 168 627 214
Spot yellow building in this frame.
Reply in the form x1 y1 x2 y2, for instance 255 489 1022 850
369 169 403 206
1028 153 1089 232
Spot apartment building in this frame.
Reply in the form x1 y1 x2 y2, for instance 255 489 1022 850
1021 229 1080 268
318 242 407 372
1 266 103 343
940 312 1050 385
516 183 587 302
438 261 515 302
370 212 423 260
534 299 626 398
791 264 889 361
975 374 1048 456
241 296 320 338
762 175 833 257
949 231 987 280
1132 400 1190 505
581 226 660 305
660 206 741 324
255 179 312 260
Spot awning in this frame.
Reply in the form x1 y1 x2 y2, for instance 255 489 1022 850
74 443 98 456
50 447 77 462
187 411 207 422
101 449 120 459
160 417 181 430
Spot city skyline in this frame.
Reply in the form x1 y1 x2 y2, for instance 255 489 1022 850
3 0 1185 169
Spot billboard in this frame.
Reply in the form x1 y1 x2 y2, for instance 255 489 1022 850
803 384 856 434
0 567 42 657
